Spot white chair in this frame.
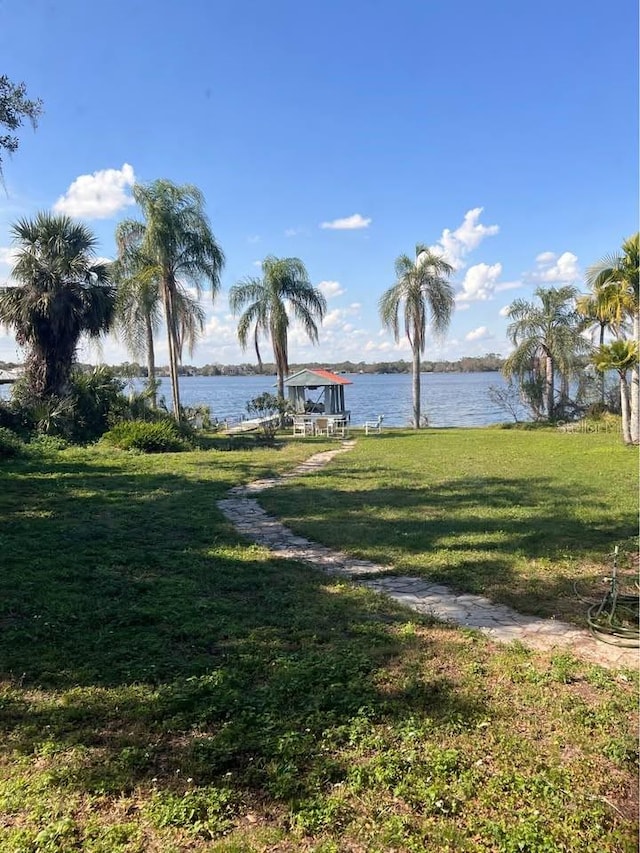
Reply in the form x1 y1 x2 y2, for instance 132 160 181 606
293 417 314 436
314 417 333 436
364 415 384 435
331 418 349 438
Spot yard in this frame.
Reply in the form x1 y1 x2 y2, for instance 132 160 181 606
0 430 637 851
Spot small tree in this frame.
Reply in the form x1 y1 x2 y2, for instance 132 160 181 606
488 379 526 423
503 286 589 421
0 75 42 181
245 393 288 441
593 340 638 445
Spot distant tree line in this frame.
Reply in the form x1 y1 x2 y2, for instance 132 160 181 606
93 353 506 378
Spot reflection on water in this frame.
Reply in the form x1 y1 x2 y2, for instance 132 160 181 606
0 371 516 427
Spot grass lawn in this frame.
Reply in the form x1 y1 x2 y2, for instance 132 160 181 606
260 428 639 626
0 434 637 852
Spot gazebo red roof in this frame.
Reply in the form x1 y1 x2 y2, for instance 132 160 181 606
284 368 352 387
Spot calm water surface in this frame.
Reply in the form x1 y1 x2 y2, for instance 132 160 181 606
0 371 515 426
146 372 512 428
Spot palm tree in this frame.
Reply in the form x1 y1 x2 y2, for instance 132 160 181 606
576 292 621 405
503 286 589 420
112 242 205 409
593 340 638 445
229 256 327 400
586 234 639 442
116 179 224 418
379 245 454 429
0 212 115 399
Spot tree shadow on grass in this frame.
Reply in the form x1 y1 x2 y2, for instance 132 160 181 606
0 454 486 808
259 474 637 623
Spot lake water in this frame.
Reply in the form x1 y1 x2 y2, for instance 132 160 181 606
144 372 513 428
0 370 516 427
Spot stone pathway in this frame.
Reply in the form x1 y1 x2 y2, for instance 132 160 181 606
218 443 639 670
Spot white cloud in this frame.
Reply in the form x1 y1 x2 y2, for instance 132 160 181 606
323 309 346 329
499 305 511 317
317 280 345 298
364 339 410 354
465 326 493 342
320 213 371 230
494 280 522 293
204 315 236 339
247 235 261 244
457 262 502 302
0 246 19 270
533 250 580 283
431 207 499 269
53 163 136 219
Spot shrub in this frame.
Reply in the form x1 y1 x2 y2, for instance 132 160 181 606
11 367 130 444
68 367 127 442
181 404 216 431
246 393 288 442
488 380 526 423
0 426 24 458
0 400 35 437
101 419 190 453
28 433 69 453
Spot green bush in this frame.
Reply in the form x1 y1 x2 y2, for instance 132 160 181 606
11 367 130 444
28 433 69 453
246 392 288 442
68 367 127 442
0 426 24 458
101 419 190 453
497 421 553 431
0 400 36 438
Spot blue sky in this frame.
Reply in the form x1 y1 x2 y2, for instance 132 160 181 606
0 0 637 365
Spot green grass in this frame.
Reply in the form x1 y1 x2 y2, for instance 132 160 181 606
0 433 638 851
261 428 639 624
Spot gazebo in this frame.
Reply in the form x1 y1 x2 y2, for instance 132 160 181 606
283 368 352 417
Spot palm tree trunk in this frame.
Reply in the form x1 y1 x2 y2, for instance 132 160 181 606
544 354 554 420
412 345 421 429
599 322 606 405
620 372 632 445
145 313 157 408
162 282 181 418
276 366 285 401
272 328 287 427
630 311 639 443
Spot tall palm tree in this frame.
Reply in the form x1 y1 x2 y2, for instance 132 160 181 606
379 245 454 429
229 256 327 400
503 286 588 420
116 179 224 418
112 242 205 409
0 212 115 399
586 234 639 442
593 340 638 445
